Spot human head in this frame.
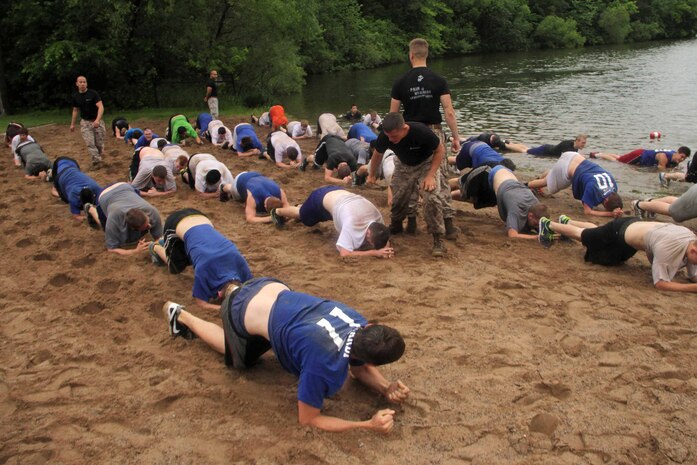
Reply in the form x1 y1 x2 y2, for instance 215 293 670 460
300 119 309 129
499 158 516 171
263 196 283 212
574 134 588 150
686 240 697 265
351 324 405 365
286 146 299 161
602 192 623 211
175 155 188 171
674 146 691 164
337 162 352 179
177 126 188 138
382 112 408 144
240 136 254 152
490 134 502 147
125 209 150 232
157 139 167 150
361 222 390 250
369 110 378 119
143 128 153 140
75 76 88 93
119 127 127 136
205 169 221 186
18 127 29 141
210 70 218 79
217 127 226 136
409 38 429 61
79 187 96 207
527 203 548 228
350 104 358 114
152 165 167 186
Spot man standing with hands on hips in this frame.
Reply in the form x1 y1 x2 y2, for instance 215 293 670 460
70 76 105 169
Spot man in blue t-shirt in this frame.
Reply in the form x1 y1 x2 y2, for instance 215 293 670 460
449 140 516 171
527 152 623 218
231 123 264 158
150 209 253 309
50 157 103 221
219 171 290 224
134 128 159 149
592 146 690 169
162 277 409 433
347 122 377 143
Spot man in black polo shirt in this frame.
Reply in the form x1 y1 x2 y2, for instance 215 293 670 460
368 112 453 257
70 76 105 168
204 70 219 118
389 38 461 236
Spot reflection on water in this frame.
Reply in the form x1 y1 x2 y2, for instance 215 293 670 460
284 39 697 198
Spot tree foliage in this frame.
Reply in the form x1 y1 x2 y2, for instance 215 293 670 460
1 0 696 112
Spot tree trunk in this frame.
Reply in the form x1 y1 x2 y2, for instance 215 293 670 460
0 45 9 115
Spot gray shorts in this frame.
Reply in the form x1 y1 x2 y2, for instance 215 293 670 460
669 184 697 222
546 151 575 194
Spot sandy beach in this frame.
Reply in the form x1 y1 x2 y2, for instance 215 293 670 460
2 117 697 465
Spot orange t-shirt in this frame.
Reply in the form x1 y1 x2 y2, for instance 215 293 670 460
269 105 288 128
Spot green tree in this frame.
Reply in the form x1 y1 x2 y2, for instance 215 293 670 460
534 15 585 48
598 3 634 44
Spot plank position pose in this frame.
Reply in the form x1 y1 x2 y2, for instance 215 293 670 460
539 216 697 292
151 209 253 310
526 152 623 218
632 184 697 223
526 134 587 157
50 157 102 221
592 146 690 170
219 171 289 224
163 276 409 432
271 186 393 258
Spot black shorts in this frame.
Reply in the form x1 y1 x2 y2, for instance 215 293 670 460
580 217 639 266
162 208 205 274
220 277 283 368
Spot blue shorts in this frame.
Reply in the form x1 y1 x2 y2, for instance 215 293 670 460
488 165 509 189
298 186 344 226
220 277 286 368
527 144 554 156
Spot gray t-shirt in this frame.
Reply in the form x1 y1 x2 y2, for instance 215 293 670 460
645 224 697 284
131 155 177 192
496 180 538 233
16 141 51 175
345 138 370 165
99 184 163 249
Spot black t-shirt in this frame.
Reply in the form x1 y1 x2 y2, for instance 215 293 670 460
375 122 440 166
551 139 575 156
391 67 450 124
72 89 102 121
206 79 218 97
314 135 357 170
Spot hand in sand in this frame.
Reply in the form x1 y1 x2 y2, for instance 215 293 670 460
385 380 410 403
135 239 151 253
375 247 395 259
370 409 395 434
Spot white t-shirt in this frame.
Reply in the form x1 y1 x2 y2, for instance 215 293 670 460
208 120 233 145
287 121 313 138
11 134 35 163
149 137 168 148
363 114 382 127
318 113 345 139
332 193 384 251
194 159 234 193
270 132 302 163
645 224 697 284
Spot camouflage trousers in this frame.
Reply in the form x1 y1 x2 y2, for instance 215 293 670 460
430 125 456 219
391 156 446 235
80 119 105 164
207 97 219 119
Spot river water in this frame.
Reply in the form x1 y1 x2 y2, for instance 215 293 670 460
284 39 697 198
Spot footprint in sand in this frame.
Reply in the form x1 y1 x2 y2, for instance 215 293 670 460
74 301 105 315
98 279 119 293
42 225 60 235
16 238 34 248
535 381 572 400
49 273 74 287
71 256 96 268
33 252 54 261
529 412 560 436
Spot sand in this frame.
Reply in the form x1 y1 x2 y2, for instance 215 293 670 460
2 117 697 465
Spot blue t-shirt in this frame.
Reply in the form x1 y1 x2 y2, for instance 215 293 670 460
184 224 253 301
347 123 377 143
197 113 213 133
456 141 503 170
135 133 159 149
236 172 281 213
639 149 675 166
571 160 618 207
234 124 263 152
124 128 142 141
269 291 368 409
56 159 103 214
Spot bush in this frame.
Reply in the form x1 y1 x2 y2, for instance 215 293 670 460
534 16 586 49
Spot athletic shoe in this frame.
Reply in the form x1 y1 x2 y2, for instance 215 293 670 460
84 203 99 230
643 198 657 219
589 152 598 159
219 183 231 202
149 240 165 267
222 142 229 150
538 217 554 247
658 172 670 188
299 158 308 172
44 168 53 182
558 214 571 225
162 302 194 340
270 208 285 228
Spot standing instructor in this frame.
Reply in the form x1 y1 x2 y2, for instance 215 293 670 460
70 76 105 168
204 70 219 118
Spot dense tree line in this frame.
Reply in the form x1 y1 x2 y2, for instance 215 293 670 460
1 0 696 113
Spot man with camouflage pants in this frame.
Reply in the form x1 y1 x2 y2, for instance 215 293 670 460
368 112 456 257
70 76 105 168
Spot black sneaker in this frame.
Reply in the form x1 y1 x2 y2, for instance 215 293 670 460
270 208 285 228
84 203 99 229
162 302 194 340
219 183 231 202
222 141 229 150
299 158 308 172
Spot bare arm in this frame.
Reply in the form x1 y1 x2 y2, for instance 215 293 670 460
298 401 395 434
337 245 394 259
440 94 460 153
70 108 79 131
655 280 697 293
245 196 272 224
94 101 104 126
196 298 221 310
583 203 623 218
324 168 351 185
367 149 384 184
655 153 669 170
421 143 444 191
142 188 175 197
236 149 260 158
389 98 401 113
108 240 150 256
507 228 539 240
350 364 410 403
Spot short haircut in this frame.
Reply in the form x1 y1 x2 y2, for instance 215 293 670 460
368 222 390 249
125 209 148 230
217 127 226 135
382 112 405 133
177 126 188 135
409 38 429 60
528 203 548 219
286 147 299 161
143 128 152 133
240 136 254 151
352 325 405 365
264 196 283 212
575 134 588 141
300 119 309 126
337 163 352 179
19 127 29 136
132 130 143 139
157 139 167 150
205 169 221 185
678 146 691 157
176 155 188 168
499 158 516 171
603 192 623 211
152 165 167 179
79 187 96 207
